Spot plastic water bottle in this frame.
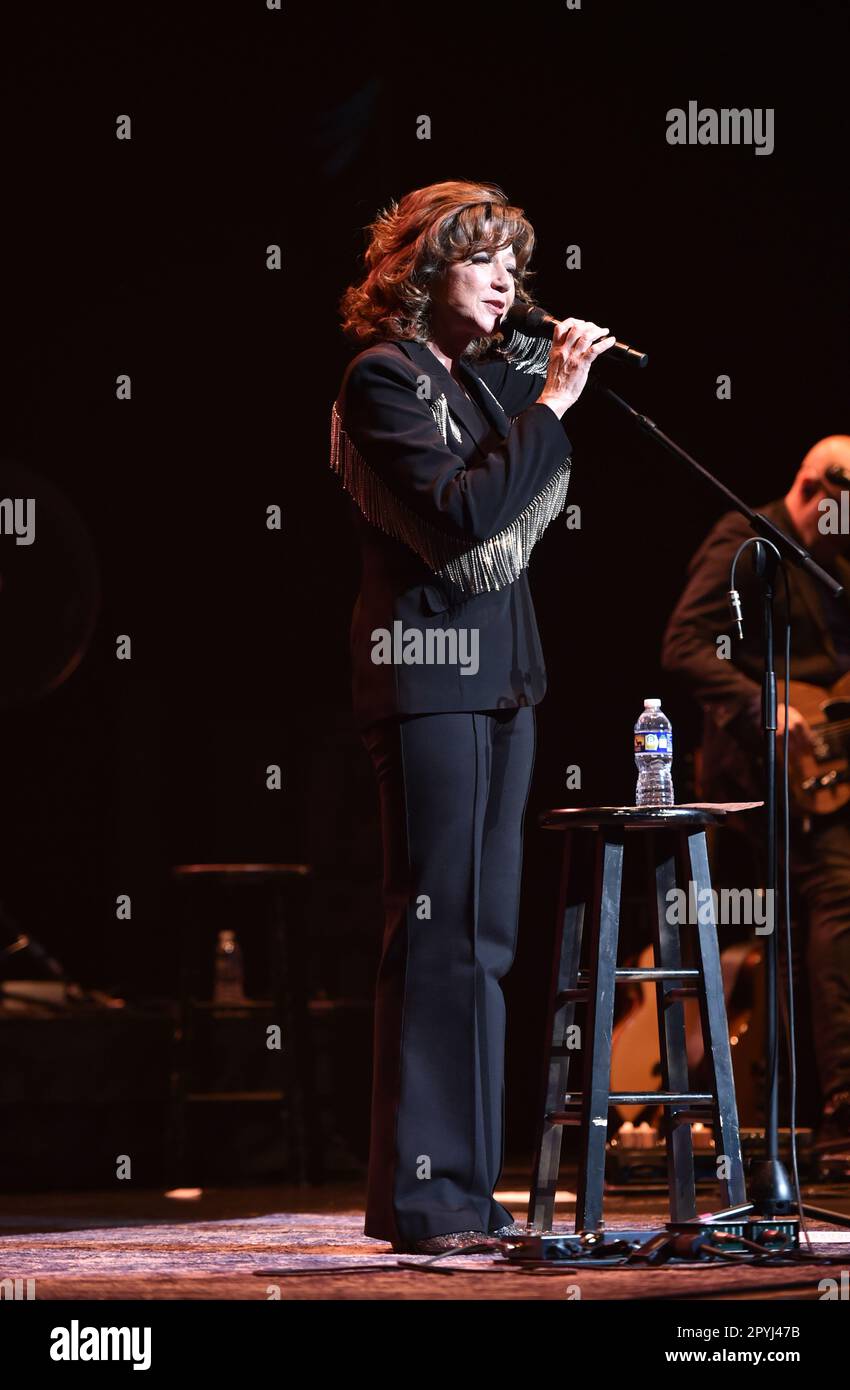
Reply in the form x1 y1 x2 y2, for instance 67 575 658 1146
634 699 674 806
213 929 247 1004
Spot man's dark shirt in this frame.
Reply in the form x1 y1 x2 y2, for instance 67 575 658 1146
661 497 850 804
819 587 850 674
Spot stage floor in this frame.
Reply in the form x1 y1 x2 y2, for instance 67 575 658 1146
3 1173 850 1301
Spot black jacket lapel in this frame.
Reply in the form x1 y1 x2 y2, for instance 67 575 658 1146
457 357 511 438
394 340 505 452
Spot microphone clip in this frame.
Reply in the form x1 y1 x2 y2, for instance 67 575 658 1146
728 588 744 640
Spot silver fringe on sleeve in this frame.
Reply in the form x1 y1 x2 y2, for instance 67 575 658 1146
329 401 571 597
501 327 552 376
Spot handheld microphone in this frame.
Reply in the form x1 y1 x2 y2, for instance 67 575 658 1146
502 302 648 368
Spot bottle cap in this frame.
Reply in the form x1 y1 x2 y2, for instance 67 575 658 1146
644 698 661 708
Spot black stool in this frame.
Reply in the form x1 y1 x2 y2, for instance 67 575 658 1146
529 804 762 1233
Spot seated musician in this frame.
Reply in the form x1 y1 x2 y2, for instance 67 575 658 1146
661 435 850 1154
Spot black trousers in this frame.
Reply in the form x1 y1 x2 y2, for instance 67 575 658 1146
727 811 850 1109
789 813 850 1104
360 704 536 1244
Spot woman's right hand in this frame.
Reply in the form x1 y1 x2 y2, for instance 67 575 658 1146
537 317 616 419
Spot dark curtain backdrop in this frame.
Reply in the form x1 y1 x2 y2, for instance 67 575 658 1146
0 2 845 1133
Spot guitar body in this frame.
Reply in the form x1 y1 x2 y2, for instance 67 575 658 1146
606 672 850 1127
787 671 850 817
609 943 764 1126
608 946 661 1123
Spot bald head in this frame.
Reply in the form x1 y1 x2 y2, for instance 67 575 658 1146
795 435 850 487
786 435 850 552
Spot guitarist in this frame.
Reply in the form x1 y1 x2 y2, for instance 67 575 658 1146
661 435 850 1156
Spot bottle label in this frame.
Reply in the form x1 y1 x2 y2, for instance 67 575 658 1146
634 731 672 753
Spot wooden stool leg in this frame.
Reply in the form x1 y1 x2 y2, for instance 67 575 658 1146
686 828 747 1206
529 831 586 1232
652 830 697 1221
575 828 624 1233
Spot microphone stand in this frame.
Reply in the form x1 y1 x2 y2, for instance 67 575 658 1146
590 376 850 1232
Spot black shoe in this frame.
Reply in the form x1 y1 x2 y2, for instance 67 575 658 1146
489 1221 529 1238
391 1229 500 1255
813 1090 850 1154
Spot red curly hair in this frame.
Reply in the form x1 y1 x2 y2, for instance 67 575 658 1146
339 179 538 360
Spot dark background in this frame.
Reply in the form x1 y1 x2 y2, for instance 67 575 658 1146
0 1 845 1160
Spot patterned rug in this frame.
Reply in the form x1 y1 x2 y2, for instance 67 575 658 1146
3 1203 849 1301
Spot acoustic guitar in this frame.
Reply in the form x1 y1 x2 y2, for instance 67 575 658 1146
785 672 850 816
609 941 764 1127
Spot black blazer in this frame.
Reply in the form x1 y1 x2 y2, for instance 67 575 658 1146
330 329 573 728
661 497 850 802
